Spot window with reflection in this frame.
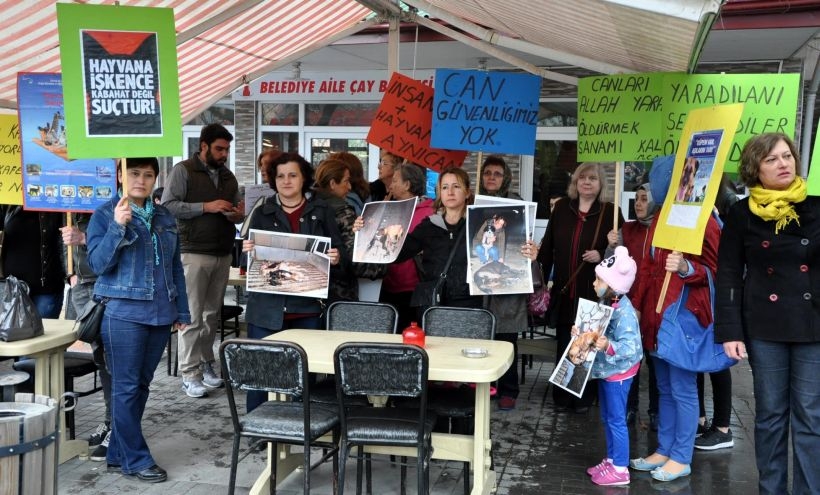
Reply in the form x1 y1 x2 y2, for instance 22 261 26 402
309 138 368 167
305 103 379 126
537 100 577 127
185 100 235 125
260 104 299 125
261 131 299 154
532 140 578 218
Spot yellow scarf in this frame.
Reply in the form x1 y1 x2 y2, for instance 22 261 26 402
748 177 807 234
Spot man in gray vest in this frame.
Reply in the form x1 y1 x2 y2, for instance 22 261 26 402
162 123 243 398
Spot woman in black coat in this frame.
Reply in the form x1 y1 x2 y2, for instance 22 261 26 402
715 133 820 495
537 162 623 412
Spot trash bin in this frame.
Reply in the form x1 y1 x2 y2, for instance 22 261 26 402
0 393 59 495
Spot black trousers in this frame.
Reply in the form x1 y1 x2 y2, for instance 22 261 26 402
697 368 733 428
495 332 519 399
627 351 658 416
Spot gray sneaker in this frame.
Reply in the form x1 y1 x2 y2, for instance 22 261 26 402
202 361 224 389
182 378 209 398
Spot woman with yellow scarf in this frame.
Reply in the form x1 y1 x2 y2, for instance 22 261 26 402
714 133 820 495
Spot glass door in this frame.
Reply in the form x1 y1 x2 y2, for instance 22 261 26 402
303 131 378 179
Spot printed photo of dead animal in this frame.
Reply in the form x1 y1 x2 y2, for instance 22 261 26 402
353 197 417 263
246 229 331 299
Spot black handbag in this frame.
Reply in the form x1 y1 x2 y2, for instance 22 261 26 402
410 223 465 308
0 275 45 342
75 298 107 344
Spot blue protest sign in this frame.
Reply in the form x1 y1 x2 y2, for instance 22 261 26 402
17 73 117 212
431 69 540 154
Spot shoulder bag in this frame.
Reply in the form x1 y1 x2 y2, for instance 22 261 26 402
410 223 466 308
655 269 737 373
75 298 108 344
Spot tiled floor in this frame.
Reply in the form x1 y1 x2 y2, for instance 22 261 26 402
41 329 761 495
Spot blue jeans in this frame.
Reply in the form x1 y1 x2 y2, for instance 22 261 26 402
599 378 632 467
747 339 820 495
653 355 698 464
32 292 63 319
473 245 498 263
102 315 170 474
245 316 322 413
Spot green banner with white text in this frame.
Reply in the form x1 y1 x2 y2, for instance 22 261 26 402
578 72 800 173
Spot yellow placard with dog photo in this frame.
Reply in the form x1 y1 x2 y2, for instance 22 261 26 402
653 103 743 255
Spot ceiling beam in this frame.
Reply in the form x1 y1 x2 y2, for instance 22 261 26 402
410 13 578 86
176 0 265 45
402 0 629 74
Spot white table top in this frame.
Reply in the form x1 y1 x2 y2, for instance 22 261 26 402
0 319 77 357
227 266 246 287
269 329 513 383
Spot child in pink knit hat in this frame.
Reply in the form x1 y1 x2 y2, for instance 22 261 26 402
580 246 643 486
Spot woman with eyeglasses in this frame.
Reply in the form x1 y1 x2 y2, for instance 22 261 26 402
370 150 398 202
476 155 529 410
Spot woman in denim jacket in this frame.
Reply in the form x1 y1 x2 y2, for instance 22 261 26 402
87 157 190 484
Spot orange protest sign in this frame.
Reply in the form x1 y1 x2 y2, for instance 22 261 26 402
367 72 466 172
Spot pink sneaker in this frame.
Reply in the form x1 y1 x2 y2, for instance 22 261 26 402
591 465 630 486
586 459 611 476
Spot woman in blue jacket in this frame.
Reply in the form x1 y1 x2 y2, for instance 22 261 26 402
87 157 190 484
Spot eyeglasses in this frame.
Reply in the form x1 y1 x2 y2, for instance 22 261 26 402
482 171 504 178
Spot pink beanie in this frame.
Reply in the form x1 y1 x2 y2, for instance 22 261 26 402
595 246 637 295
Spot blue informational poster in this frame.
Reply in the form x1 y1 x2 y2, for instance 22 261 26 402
431 69 540 155
17 73 117 212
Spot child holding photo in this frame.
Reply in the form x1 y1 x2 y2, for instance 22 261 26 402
580 246 642 486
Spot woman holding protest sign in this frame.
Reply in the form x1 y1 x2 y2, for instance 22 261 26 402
241 152 345 412
537 162 623 413
715 133 820 495
629 155 721 482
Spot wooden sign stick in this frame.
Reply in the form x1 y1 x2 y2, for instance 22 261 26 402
475 150 484 197
655 271 672 314
613 161 622 229
66 213 73 277
120 157 128 197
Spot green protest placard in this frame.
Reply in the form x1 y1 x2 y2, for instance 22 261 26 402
664 73 800 173
577 73 665 161
56 3 181 159
578 72 800 173
809 126 820 196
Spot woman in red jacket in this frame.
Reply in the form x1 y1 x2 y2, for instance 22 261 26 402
629 156 720 482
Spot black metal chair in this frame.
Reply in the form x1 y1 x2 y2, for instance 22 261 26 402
326 301 399 334
220 338 340 495
421 306 496 495
335 343 435 495
311 301 399 406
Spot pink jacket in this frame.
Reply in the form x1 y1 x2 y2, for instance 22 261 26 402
382 198 435 293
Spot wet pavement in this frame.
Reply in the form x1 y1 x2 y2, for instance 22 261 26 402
39 325 761 495
0 289 757 495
